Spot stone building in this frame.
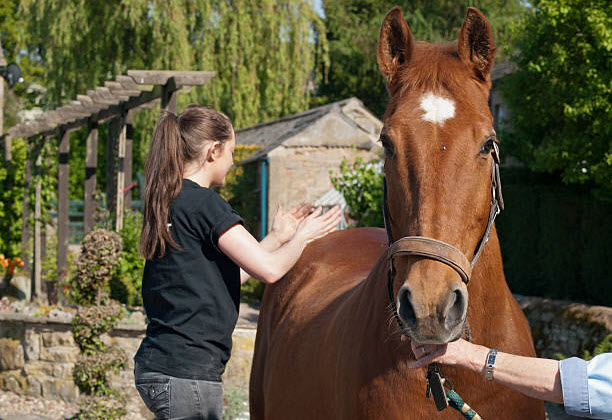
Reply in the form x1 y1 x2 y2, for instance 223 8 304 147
235 97 382 238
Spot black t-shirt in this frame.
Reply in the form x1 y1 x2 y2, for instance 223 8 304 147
134 179 243 381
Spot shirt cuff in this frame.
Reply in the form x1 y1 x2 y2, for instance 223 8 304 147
560 357 590 417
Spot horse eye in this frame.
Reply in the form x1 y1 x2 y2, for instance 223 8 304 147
380 134 395 158
480 137 497 155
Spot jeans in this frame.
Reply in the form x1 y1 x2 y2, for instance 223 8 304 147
134 362 224 420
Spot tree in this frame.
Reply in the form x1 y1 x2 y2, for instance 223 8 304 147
18 0 327 128
315 0 527 116
500 0 611 196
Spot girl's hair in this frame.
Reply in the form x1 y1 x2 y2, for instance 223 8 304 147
140 103 233 260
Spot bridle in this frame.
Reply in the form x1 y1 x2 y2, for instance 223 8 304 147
384 141 504 334
383 141 503 413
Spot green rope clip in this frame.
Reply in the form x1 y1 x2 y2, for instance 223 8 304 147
446 389 483 420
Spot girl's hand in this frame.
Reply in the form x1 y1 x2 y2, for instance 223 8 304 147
271 202 312 244
296 206 342 244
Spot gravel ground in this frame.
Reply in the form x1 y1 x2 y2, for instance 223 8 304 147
0 388 152 420
0 388 582 420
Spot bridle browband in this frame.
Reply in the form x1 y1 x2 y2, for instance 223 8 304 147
384 142 504 333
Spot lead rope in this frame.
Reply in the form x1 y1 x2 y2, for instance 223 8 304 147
382 179 486 420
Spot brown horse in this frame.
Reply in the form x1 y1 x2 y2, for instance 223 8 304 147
250 7 546 419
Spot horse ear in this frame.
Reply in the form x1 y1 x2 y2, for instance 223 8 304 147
378 7 414 83
458 7 495 81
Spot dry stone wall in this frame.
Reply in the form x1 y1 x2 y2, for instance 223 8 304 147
0 310 256 403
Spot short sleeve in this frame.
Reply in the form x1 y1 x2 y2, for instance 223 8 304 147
192 190 243 250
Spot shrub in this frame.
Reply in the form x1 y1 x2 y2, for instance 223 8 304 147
330 157 384 227
70 228 127 418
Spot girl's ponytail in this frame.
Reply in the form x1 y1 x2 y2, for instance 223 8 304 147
140 112 184 260
140 105 234 260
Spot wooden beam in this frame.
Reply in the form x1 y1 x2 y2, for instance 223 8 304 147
115 113 127 231
32 139 43 300
5 84 163 140
161 78 178 114
128 70 215 86
55 129 70 304
21 140 32 271
115 75 140 91
84 122 98 234
104 81 141 97
106 118 119 229
124 110 134 211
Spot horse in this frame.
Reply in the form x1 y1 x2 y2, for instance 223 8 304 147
249 7 546 419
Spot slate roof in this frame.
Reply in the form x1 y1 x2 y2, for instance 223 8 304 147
235 97 381 165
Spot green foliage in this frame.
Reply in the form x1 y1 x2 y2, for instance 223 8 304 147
69 228 127 417
70 229 122 305
583 334 612 361
72 302 124 354
330 157 384 227
218 145 261 234
316 0 527 116
500 0 612 196
223 387 249 420
111 210 145 306
73 346 127 394
0 138 27 257
18 0 328 128
71 392 127 420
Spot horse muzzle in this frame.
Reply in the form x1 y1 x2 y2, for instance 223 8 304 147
386 237 471 344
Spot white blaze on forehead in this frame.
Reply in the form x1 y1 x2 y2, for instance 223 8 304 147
419 93 455 125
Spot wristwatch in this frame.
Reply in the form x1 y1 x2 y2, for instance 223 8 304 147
485 349 498 381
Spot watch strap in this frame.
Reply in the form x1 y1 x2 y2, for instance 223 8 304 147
485 349 498 381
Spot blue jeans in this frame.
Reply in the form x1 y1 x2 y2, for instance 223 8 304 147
134 362 224 420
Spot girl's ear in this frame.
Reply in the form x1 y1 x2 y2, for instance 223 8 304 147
203 142 216 163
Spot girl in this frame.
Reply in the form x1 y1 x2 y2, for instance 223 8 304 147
134 104 341 419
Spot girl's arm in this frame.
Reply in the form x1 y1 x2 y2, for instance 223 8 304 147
238 203 312 284
410 339 564 404
219 206 341 284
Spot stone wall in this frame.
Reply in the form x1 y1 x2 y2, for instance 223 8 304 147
1 296 610 403
0 310 256 403
515 295 612 358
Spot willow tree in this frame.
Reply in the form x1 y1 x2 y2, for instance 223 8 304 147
18 0 327 128
11 0 327 262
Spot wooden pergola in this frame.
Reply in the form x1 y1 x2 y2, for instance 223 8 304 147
1 70 215 302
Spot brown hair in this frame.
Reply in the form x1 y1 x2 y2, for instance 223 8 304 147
140 104 233 260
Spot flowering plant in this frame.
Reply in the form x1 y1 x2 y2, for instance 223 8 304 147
0 254 25 278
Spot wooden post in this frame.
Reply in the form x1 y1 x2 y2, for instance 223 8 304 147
115 112 126 231
124 110 134 212
21 140 32 271
32 140 43 300
106 118 119 229
161 77 178 114
84 121 98 233
55 129 70 304
0 44 8 165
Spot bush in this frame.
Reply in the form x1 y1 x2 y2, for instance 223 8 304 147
70 228 127 418
330 157 384 227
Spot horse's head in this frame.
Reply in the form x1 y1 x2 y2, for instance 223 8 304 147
378 7 500 344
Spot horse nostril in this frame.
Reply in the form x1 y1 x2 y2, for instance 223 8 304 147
398 287 416 327
443 288 467 330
